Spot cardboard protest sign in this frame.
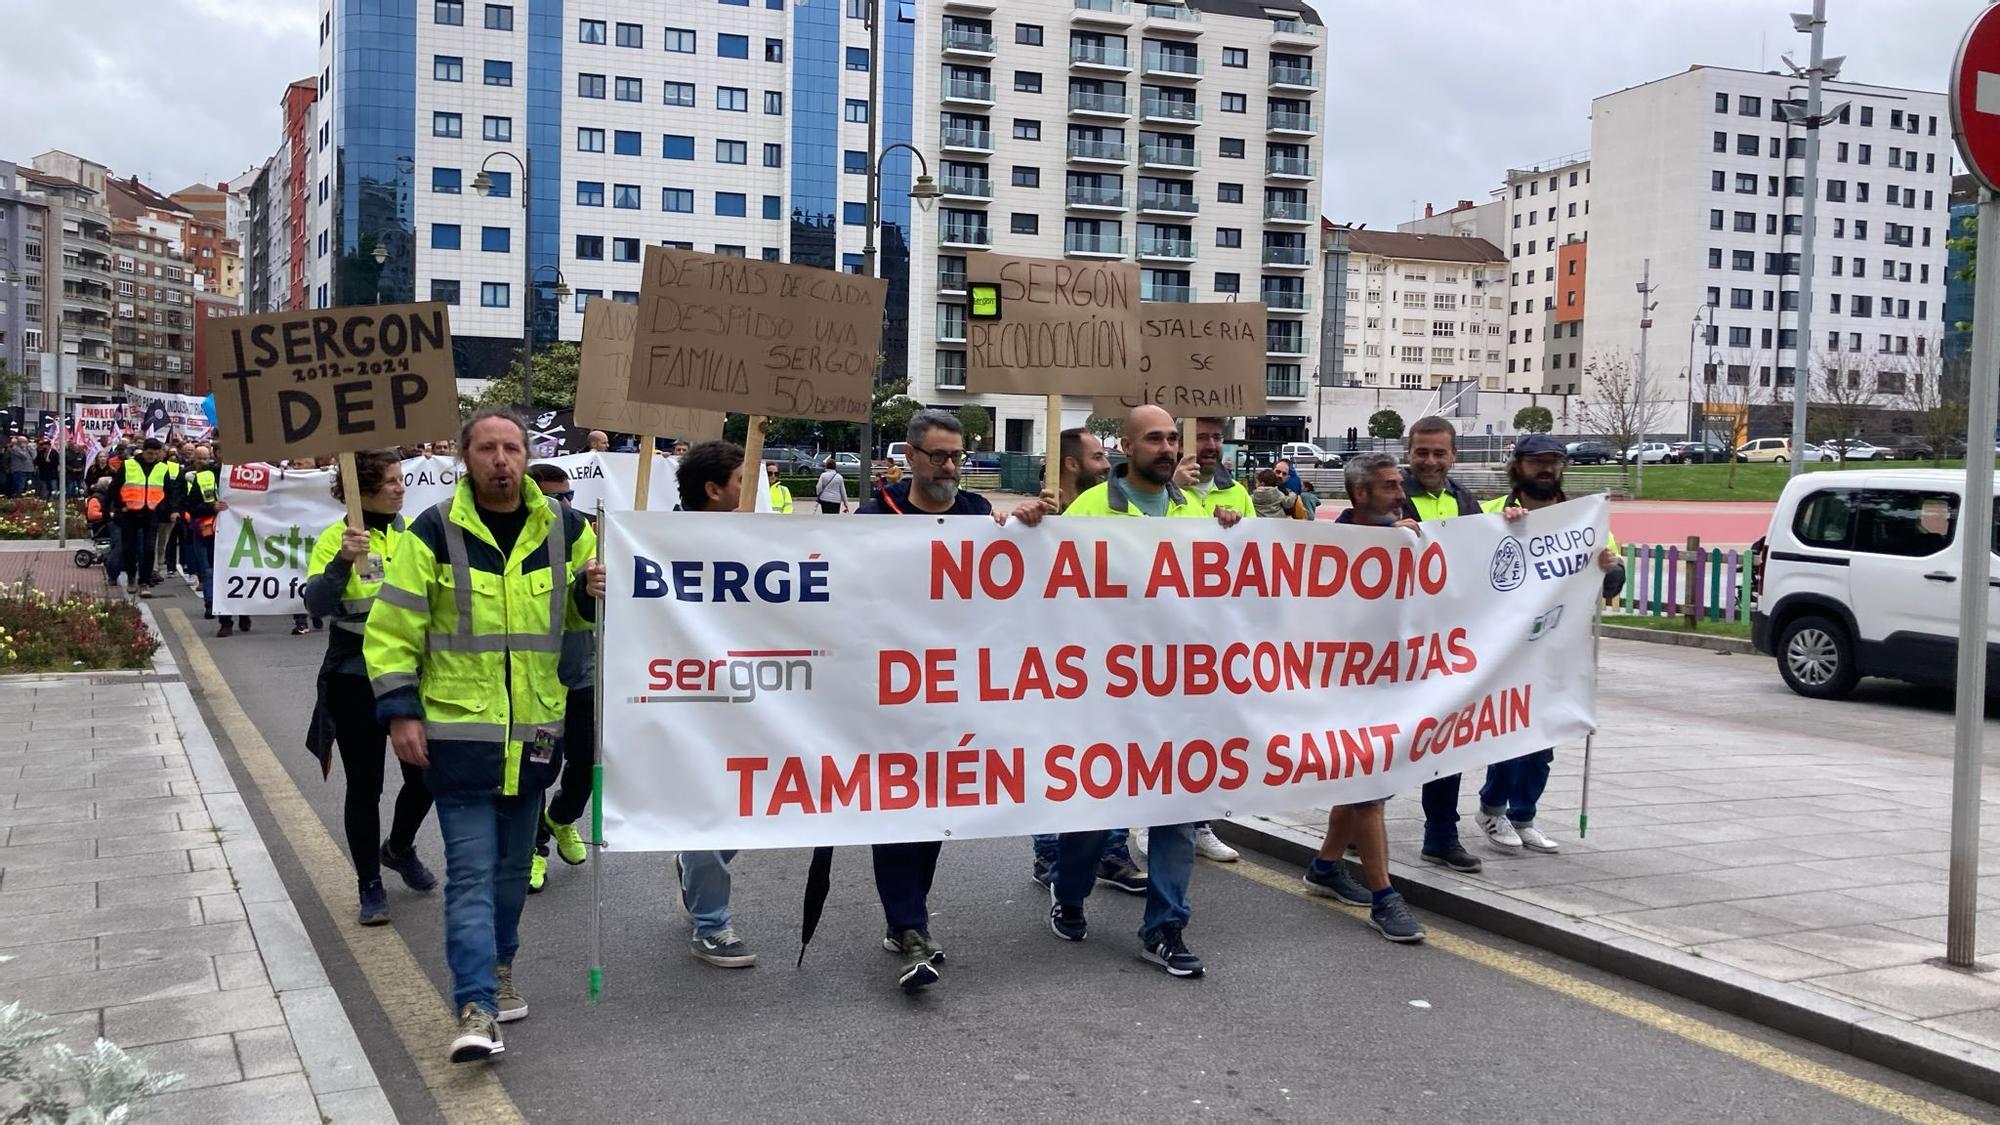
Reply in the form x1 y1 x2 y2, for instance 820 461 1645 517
625 248 885 423
203 302 460 463
965 254 1142 397
573 298 726 442
1090 302 1270 418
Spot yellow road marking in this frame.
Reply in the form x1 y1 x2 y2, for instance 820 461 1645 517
1219 857 1984 1125
164 608 526 1125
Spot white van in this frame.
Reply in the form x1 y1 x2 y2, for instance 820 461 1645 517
1279 441 1342 468
1752 469 1999 699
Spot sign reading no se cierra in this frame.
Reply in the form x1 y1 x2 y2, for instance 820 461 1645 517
1091 301 1270 417
203 302 462 463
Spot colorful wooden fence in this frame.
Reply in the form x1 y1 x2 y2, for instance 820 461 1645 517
1614 542 1755 624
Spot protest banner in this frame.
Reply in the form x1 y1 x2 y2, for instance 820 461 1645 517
597 496 1607 852
574 297 726 507
125 388 214 442
76 403 123 441
1089 303 1270 418
624 248 885 424
214 451 770 615
203 302 460 463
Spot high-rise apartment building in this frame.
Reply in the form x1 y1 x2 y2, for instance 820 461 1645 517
21 154 117 401
107 222 195 394
909 0 1326 452
1501 156 1590 393
1331 229 1505 392
1582 66 1953 419
0 162 51 392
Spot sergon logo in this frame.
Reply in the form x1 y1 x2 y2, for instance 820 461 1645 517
636 650 824 703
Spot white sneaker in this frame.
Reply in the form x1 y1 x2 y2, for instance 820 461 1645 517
1515 823 1559 853
1194 825 1240 862
1476 813 1523 848
1129 828 1148 858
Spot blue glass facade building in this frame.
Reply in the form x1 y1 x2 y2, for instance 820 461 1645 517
334 0 416 306
526 0 564 350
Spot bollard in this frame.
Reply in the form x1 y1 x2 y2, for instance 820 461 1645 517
1685 535 1701 628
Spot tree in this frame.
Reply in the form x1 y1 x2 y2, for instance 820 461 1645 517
874 391 921 450
1367 409 1404 441
1512 405 1554 433
477 343 580 411
1577 351 1672 484
956 404 992 450
1084 413 1123 442
1806 349 1882 468
1949 212 1978 291
1697 358 1768 490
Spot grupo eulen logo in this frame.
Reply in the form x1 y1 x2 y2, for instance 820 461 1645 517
1490 536 1526 592
635 649 825 704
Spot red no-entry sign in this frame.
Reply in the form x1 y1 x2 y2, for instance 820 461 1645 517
1951 4 2000 192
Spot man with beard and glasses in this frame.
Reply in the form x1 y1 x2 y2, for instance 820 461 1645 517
1474 433 1625 856
1053 405 1241 980
856 410 1051 991
1305 451 1427 943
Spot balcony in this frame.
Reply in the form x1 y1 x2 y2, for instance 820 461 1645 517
1266 154 1315 179
1270 18 1321 44
1071 43 1131 70
1142 1 1201 33
1138 143 1199 170
944 0 997 10
942 77 996 106
941 26 998 55
1141 283 1195 302
1266 374 1308 398
940 222 993 248
1141 51 1202 79
938 315 968 344
1073 0 1133 24
935 360 968 390
941 126 995 153
1261 285 1308 311
1139 97 1200 125
1266 333 1308 357
1066 185 1129 210
1137 191 1198 215
939 175 994 201
1267 110 1316 135
1264 199 1313 223
1067 138 1130 163
938 266 968 294
1069 91 1132 118
1262 245 1312 268
1269 63 1318 89
1136 235 1195 260
1065 233 1127 257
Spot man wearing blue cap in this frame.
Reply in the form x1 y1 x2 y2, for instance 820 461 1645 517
1476 434 1626 855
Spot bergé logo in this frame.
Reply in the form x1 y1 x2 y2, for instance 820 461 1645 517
632 554 830 602
637 650 825 703
228 464 270 492
1489 536 1525 592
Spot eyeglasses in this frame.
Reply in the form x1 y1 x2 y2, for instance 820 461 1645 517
548 490 575 504
911 446 969 467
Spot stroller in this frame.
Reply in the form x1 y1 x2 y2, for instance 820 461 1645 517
74 521 114 570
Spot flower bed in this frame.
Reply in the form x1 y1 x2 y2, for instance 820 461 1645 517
0 496 89 540
0 582 157 671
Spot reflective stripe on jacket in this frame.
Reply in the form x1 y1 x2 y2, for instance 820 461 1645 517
304 514 407 677
1064 467 1208 518
364 479 598 796
119 459 179 511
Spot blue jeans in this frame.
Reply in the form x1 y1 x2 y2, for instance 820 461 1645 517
1421 774 1463 852
678 850 739 938
1032 827 1128 862
1480 748 1555 826
1055 823 1194 943
433 790 542 1014
189 535 213 614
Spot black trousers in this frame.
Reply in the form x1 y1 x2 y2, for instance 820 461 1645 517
118 510 156 586
873 841 943 934
819 500 842 514
327 673 434 883
537 688 596 854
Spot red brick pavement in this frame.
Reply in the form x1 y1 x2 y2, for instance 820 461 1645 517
0 548 116 596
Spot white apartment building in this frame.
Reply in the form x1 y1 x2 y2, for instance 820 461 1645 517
1501 155 1590 392
1582 66 1953 421
1397 197 1504 245
1333 229 1506 392
909 0 1327 453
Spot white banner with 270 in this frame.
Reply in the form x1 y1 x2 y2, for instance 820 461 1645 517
599 497 1607 852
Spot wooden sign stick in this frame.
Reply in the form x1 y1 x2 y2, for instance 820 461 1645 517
1044 396 1062 500
739 416 767 512
633 433 659 509
336 451 363 530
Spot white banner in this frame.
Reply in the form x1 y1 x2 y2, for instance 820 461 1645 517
126 388 212 441
76 403 124 440
214 451 770 615
599 497 1608 851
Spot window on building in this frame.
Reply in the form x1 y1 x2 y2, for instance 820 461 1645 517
613 237 640 262
433 112 463 138
575 235 604 260
664 81 695 106
1017 23 1043 44
483 116 512 142
1011 213 1038 235
578 128 606 152
432 167 461 194
662 134 694 159
763 143 783 167
615 76 642 101
1222 47 1247 67
1735 173 1757 194
1219 138 1244 158
579 73 606 98
431 224 461 250
717 86 749 112
434 55 463 82
483 170 511 197
842 202 867 225
1216 182 1242 203
481 226 511 252
662 188 693 213
843 150 868 174
1214 272 1239 293
1739 94 1760 116
845 99 869 123
1016 71 1042 93
613 130 640 155
1714 91 1729 113
1713 131 1727 153
485 4 512 30
431 279 460 305
716 192 747 217
764 195 782 219
1014 119 1041 140
579 18 605 42
611 183 640 209
483 60 512 86
481 282 509 308
766 38 784 62
845 46 868 69
1216 228 1241 248
765 91 784 115
1012 166 1040 188
1708 247 1723 269
717 139 748 164
577 181 604 206
665 27 696 52
615 21 642 47
1728 326 1751 347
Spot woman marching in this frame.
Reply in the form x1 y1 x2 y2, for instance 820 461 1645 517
303 449 439 924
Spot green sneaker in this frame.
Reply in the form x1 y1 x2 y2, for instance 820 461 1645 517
527 853 547 894
495 963 528 1023
544 812 587 866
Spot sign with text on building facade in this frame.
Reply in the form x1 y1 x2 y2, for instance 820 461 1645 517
625 247 886 423
202 302 461 463
965 254 1143 397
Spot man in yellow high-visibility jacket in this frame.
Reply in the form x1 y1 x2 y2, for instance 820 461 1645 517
117 438 180 597
365 409 605 1065
765 462 794 513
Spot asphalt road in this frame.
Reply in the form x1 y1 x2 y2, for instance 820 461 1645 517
159 585 1999 1124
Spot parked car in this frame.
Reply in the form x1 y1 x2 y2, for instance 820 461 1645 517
1737 437 1796 463
1670 441 1732 464
1883 438 1936 461
1620 442 1673 464
1279 441 1343 468
1753 469 2000 700
1820 438 1889 462
1566 441 1614 465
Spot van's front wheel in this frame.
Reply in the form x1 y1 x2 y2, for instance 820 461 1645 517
1778 614 1858 699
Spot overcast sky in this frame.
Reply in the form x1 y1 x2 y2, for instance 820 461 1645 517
0 0 1977 219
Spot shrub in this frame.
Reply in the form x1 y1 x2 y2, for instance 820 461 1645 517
0 496 89 540
0 582 157 672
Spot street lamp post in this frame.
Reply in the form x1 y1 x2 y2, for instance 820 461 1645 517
1633 261 1657 495
472 150 533 414
1686 305 1710 441
1780 1 1847 479
369 243 387 304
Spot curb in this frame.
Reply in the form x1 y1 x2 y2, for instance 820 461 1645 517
1211 814 2000 1105
1600 622 1756 655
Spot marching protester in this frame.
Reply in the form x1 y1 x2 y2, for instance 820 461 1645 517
64 439 85 499
1053 405 1240 979
117 437 178 599
815 457 848 515
1304 452 1427 943
35 437 57 499
765 462 794 514
585 430 610 452
303 449 437 926
4 435 32 497
1475 435 1626 855
856 409 1049 991
179 445 221 616
1188 418 1254 519
526 463 594 894
1056 426 1110 510
365 409 605 1063
1398 417 1487 874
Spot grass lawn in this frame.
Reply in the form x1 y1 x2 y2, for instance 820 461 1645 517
1567 458 1997 502
1603 613 1754 639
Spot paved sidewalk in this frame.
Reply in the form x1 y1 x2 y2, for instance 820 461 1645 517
0 611 390 1122
1224 638 2000 1100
